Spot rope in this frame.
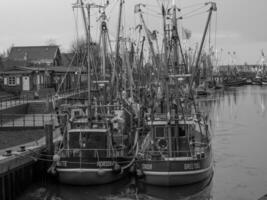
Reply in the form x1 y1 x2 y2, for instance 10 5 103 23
214 11 218 67
181 5 206 18
182 10 208 20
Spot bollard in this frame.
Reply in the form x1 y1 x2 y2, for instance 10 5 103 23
45 120 54 155
3 150 12 157
19 146 26 152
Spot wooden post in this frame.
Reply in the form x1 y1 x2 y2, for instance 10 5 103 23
45 120 54 155
1 176 5 200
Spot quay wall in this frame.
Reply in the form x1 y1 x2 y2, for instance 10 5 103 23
0 149 49 200
0 123 55 200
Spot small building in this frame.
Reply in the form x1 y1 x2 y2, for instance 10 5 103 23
8 45 62 66
1 66 84 97
0 45 87 97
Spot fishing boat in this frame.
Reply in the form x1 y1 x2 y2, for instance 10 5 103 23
55 103 137 185
51 0 138 185
134 2 215 186
223 78 247 87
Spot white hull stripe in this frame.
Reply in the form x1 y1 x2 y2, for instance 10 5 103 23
57 168 113 172
144 165 213 176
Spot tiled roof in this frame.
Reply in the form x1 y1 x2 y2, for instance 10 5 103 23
61 53 74 66
8 45 60 62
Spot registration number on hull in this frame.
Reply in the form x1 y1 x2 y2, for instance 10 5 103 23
97 161 116 167
184 163 200 170
142 164 152 170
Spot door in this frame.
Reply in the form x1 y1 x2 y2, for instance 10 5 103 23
22 76 30 91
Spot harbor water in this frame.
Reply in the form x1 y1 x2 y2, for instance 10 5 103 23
18 85 267 200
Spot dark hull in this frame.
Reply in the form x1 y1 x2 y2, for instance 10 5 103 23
141 164 213 186
57 168 125 185
196 90 210 96
223 80 247 87
56 157 132 185
137 152 213 186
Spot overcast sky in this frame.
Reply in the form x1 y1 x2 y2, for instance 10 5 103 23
0 0 266 64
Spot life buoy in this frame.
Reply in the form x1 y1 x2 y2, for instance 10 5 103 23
112 163 122 174
156 138 168 151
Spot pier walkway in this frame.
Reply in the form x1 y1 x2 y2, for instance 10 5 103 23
0 89 87 111
0 114 58 128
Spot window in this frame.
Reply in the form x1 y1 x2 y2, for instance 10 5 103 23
178 125 186 137
8 76 16 86
155 126 165 138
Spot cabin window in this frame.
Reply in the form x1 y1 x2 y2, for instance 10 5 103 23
74 111 80 117
8 76 16 86
81 131 106 149
68 132 80 148
155 126 165 138
178 125 186 137
171 126 176 137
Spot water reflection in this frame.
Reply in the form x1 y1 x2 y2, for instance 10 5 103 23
135 175 213 200
19 175 213 200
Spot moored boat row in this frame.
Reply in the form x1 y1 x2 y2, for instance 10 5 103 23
47 0 215 187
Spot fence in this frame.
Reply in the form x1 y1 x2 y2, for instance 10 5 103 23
0 114 57 128
0 95 30 110
0 88 88 110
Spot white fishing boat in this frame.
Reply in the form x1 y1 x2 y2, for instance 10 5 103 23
134 1 216 186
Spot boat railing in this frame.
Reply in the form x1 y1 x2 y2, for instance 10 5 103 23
60 147 129 159
141 147 211 161
146 112 207 123
68 103 133 117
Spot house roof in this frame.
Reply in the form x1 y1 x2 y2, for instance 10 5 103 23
0 65 85 75
8 46 60 62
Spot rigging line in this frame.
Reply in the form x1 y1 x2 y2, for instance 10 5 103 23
180 2 204 10
106 0 119 15
142 11 162 19
182 10 208 20
72 9 80 45
144 6 161 14
208 14 212 52
180 5 206 17
56 51 78 94
214 11 218 67
144 3 159 8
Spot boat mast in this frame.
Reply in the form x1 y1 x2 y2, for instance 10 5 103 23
114 0 124 98
86 3 92 124
99 11 108 79
189 2 217 90
161 4 170 115
78 0 90 41
162 3 172 157
136 4 158 76
171 1 179 73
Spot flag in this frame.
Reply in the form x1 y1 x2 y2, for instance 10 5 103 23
148 30 157 40
134 4 145 13
134 4 140 13
261 49 265 57
182 27 192 40
162 5 166 16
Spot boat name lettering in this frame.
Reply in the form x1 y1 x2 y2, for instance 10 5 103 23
97 161 116 167
142 164 152 170
184 163 200 170
57 161 67 167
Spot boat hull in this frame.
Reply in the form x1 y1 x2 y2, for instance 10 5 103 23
55 156 132 185
57 168 125 185
137 151 213 186
141 164 213 186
